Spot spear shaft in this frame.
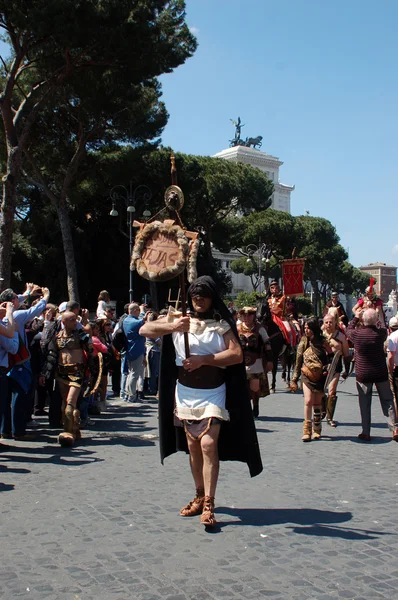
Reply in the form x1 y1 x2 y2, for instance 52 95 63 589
170 153 190 358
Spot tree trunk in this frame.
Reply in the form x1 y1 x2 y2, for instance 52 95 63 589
56 199 80 302
203 232 217 279
0 147 22 288
311 280 319 316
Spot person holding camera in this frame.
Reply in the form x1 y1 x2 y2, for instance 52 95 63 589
0 283 50 441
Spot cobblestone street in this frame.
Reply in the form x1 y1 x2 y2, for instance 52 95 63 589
1 373 398 600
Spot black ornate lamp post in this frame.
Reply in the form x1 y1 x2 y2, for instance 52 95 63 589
108 182 152 302
245 240 274 294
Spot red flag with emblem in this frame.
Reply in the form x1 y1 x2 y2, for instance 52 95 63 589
281 258 305 296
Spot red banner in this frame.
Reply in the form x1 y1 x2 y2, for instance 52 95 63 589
281 258 305 296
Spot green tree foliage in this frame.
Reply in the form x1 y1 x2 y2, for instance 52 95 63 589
234 291 263 310
230 210 366 314
10 147 272 305
337 262 370 295
0 0 197 292
295 296 313 316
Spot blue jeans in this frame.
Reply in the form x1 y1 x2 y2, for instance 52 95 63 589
8 379 28 437
0 369 9 433
120 359 127 398
148 350 160 394
79 395 90 421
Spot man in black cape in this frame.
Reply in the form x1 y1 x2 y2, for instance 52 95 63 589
140 276 262 528
324 291 348 326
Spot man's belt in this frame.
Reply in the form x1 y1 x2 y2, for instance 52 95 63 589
178 365 225 389
58 363 85 376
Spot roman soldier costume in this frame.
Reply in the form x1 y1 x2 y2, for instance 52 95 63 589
237 307 273 417
41 327 94 446
267 280 297 346
353 279 386 326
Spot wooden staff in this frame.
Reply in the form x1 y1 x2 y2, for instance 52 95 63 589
171 152 190 358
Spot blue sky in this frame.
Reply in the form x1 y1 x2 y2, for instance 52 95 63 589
1 1 397 271
159 0 398 270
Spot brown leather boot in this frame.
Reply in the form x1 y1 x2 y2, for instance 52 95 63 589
312 407 322 440
326 394 338 427
179 487 205 517
302 419 312 442
58 403 75 447
72 409 81 442
251 391 260 418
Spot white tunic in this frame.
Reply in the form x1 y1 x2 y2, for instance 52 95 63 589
172 318 231 421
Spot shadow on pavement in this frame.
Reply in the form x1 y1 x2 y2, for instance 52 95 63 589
215 507 394 540
83 434 156 448
1 444 104 467
216 507 352 528
257 415 303 423
0 464 31 474
287 523 390 540
323 434 392 444
0 483 14 492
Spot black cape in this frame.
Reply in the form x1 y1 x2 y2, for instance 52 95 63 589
158 276 263 478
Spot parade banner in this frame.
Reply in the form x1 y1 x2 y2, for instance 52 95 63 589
281 258 305 296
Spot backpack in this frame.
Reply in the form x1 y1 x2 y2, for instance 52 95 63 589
112 315 128 352
8 333 31 369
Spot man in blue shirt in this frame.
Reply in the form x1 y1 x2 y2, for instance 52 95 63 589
0 305 19 449
123 303 146 402
0 286 50 440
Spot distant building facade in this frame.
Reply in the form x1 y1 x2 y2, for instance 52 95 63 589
358 262 397 303
212 145 295 295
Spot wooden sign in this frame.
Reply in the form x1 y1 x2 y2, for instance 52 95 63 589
131 220 194 282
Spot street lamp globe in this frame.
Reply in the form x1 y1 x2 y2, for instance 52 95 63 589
109 204 118 217
126 204 135 213
142 208 151 217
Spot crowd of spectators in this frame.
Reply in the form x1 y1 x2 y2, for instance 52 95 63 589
0 284 161 444
1 282 398 446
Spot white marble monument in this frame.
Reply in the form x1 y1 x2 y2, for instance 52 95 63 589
213 145 294 214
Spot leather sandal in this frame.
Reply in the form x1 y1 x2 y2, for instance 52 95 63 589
179 488 205 517
200 496 216 527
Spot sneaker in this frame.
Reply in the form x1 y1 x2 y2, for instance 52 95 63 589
34 409 48 416
14 434 36 441
26 419 39 428
0 433 11 439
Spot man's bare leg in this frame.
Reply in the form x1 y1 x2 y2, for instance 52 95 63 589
180 435 205 517
200 423 221 498
199 423 221 526
187 436 204 490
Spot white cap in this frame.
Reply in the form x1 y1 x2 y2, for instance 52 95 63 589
389 316 398 329
58 301 68 313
